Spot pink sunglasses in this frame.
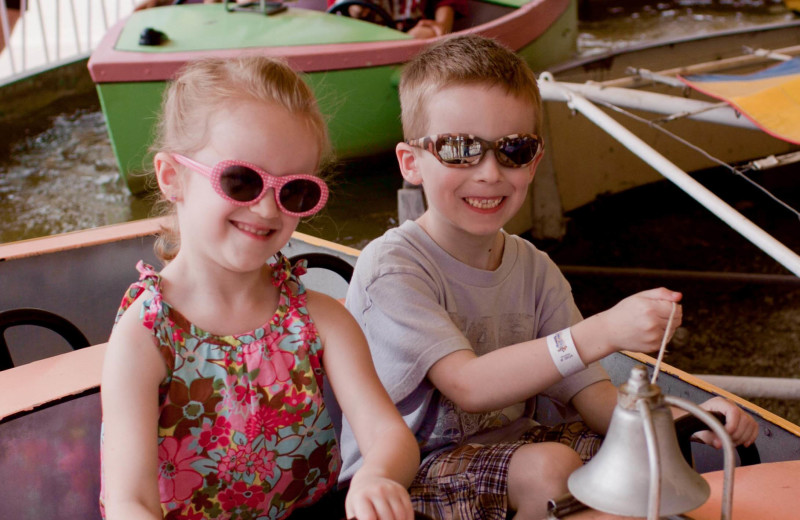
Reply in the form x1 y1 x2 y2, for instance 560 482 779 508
172 154 328 217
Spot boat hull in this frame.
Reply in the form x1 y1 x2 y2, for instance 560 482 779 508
534 22 800 238
2 219 799 518
89 0 578 194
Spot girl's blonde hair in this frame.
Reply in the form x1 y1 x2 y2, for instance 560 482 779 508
399 35 543 140
151 55 330 263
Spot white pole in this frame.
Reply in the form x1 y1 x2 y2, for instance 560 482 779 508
542 81 757 130
538 77 800 278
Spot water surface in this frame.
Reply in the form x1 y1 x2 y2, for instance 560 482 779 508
0 3 797 246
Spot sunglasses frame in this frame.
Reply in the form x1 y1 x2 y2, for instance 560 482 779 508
406 133 544 169
172 154 328 217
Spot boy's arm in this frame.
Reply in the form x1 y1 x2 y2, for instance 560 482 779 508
569 377 759 446
570 380 618 434
428 288 683 414
310 292 419 520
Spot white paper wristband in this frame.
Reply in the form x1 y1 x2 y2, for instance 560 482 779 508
546 328 586 377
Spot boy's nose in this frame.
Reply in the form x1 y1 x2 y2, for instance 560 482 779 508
248 188 281 218
473 152 503 182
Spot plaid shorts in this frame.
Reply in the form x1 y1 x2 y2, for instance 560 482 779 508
409 422 602 520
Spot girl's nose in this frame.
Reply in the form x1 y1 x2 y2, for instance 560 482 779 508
249 188 281 218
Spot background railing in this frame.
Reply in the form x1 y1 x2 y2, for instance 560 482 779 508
0 0 136 85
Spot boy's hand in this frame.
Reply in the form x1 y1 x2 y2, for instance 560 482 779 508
345 476 414 520
690 396 759 448
599 288 683 355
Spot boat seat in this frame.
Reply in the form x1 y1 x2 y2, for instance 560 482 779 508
288 252 354 284
0 307 91 371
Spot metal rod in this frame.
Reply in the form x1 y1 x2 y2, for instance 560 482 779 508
36 0 49 63
695 375 800 400
558 265 800 285
598 44 800 89
665 396 735 520
638 399 662 520
0 0 16 73
538 78 800 278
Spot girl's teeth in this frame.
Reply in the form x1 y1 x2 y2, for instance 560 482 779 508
465 197 502 209
237 223 269 235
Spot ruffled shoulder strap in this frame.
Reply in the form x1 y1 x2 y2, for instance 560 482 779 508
114 260 164 330
270 252 308 297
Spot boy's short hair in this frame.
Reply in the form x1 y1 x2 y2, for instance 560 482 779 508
399 34 543 140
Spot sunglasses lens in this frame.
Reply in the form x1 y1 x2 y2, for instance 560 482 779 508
220 165 264 202
436 136 483 165
497 136 539 167
279 179 322 214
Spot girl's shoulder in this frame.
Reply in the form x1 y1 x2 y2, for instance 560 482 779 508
114 261 167 329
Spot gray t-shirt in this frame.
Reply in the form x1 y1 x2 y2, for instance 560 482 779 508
338 221 609 481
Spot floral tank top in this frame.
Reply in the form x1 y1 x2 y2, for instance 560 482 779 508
101 256 340 519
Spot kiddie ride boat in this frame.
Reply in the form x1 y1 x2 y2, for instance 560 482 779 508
87 0 580 195
2 218 800 519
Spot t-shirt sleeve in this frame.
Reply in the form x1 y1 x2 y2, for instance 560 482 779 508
346 249 471 404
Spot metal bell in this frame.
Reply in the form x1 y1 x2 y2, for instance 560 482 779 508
568 365 711 518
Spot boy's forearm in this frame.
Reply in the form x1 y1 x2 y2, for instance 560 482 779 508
571 380 618 435
430 316 615 413
569 313 616 365
429 341 572 413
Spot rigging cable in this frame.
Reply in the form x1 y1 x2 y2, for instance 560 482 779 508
592 99 800 222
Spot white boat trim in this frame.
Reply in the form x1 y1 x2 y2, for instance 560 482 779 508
539 77 800 278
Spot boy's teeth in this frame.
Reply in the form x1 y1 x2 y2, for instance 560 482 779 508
465 197 502 209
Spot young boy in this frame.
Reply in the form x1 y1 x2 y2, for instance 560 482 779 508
339 35 758 519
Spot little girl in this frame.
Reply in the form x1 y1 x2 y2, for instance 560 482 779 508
100 56 420 520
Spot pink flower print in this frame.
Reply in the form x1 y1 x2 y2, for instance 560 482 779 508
197 416 232 452
233 384 254 405
157 437 205 503
283 388 308 410
217 377 251 432
165 509 205 520
245 406 294 443
218 444 275 483
218 481 268 513
171 328 183 344
290 261 308 278
298 321 318 343
244 336 295 387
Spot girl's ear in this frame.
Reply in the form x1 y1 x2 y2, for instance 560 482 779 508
154 152 183 200
396 142 423 186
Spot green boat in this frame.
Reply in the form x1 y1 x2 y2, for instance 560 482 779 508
87 0 580 194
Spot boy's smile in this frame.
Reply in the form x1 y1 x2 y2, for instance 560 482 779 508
464 196 503 211
397 84 541 267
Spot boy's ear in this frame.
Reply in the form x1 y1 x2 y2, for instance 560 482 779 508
154 151 183 200
396 142 424 186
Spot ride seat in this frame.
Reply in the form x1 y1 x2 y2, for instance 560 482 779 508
0 307 91 371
